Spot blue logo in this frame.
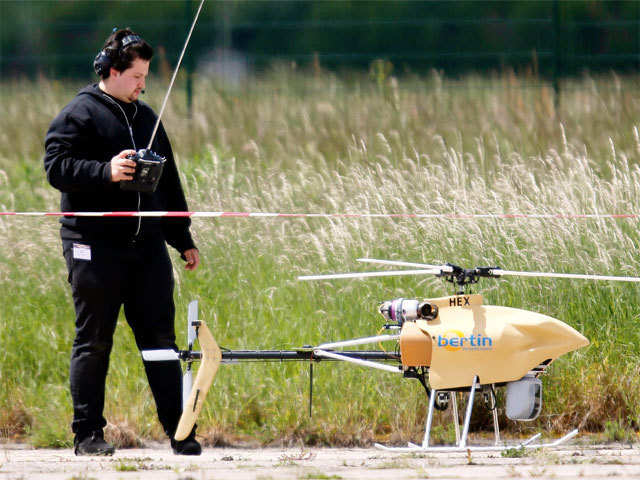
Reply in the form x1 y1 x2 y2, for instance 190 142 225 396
437 330 493 351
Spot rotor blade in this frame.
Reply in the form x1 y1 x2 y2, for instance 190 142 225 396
182 368 193 411
175 321 222 441
357 258 452 271
298 269 443 281
187 300 198 348
491 269 640 283
141 349 180 361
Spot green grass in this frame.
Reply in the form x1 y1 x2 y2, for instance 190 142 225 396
501 446 528 458
1 69 640 446
115 462 138 472
299 474 343 480
603 420 637 444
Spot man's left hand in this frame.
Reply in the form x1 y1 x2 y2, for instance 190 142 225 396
183 248 200 271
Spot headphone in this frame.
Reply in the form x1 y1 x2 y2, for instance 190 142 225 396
93 31 143 76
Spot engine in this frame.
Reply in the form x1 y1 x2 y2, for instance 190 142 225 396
379 298 438 325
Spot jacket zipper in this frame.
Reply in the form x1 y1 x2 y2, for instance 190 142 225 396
102 95 142 237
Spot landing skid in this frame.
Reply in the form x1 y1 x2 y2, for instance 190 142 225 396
375 376 579 452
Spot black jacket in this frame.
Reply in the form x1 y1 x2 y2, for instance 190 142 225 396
44 84 195 254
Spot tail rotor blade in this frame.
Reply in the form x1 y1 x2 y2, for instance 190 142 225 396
187 300 198 348
182 368 193 411
175 321 222 441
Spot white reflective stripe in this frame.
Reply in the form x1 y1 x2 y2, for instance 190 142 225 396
141 349 179 361
313 349 400 373
191 212 223 217
492 269 640 282
298 269 442 281
73 212 110 216
136 211 168 217
316 335 399 350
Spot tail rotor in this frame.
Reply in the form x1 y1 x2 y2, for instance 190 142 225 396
183 300 199 409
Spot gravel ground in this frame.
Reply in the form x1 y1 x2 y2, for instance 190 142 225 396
1 442 640 480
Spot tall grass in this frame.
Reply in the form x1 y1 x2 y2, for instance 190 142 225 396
1 70 639 446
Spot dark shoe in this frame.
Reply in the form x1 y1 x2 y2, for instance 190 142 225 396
74 431 115 456
171 435 202 455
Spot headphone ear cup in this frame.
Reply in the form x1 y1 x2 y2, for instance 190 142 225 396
93 50 111 76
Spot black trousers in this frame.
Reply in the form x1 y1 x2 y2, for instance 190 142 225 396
62 238 183 438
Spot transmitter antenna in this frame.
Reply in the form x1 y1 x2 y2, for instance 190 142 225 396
147 0 205 150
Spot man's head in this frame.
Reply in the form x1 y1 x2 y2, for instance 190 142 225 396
95 28 153 103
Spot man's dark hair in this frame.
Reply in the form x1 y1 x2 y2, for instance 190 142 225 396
99 28 153 79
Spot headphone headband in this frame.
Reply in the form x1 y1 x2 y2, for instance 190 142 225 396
93 32 144 76
120 35 142 49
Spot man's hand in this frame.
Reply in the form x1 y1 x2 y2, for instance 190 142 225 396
110 149 137 182
183 248 200 271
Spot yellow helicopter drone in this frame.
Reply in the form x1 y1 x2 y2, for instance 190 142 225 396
142 258 640 452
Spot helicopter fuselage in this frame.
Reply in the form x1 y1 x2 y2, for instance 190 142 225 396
399 294 589 390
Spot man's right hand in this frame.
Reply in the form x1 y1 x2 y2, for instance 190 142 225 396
110 150 137 182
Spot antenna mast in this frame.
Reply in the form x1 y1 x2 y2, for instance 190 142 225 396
147 0 206 150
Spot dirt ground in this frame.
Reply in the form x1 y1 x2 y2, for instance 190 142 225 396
1 440 640 480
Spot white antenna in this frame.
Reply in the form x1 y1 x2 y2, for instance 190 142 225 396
147 0 206 150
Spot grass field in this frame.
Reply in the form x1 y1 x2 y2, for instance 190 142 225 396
1 69 639 447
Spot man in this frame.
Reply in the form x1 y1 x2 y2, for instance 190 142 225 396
43 28 201 456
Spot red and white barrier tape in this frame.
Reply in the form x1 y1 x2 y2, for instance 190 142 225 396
0 211 639 219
